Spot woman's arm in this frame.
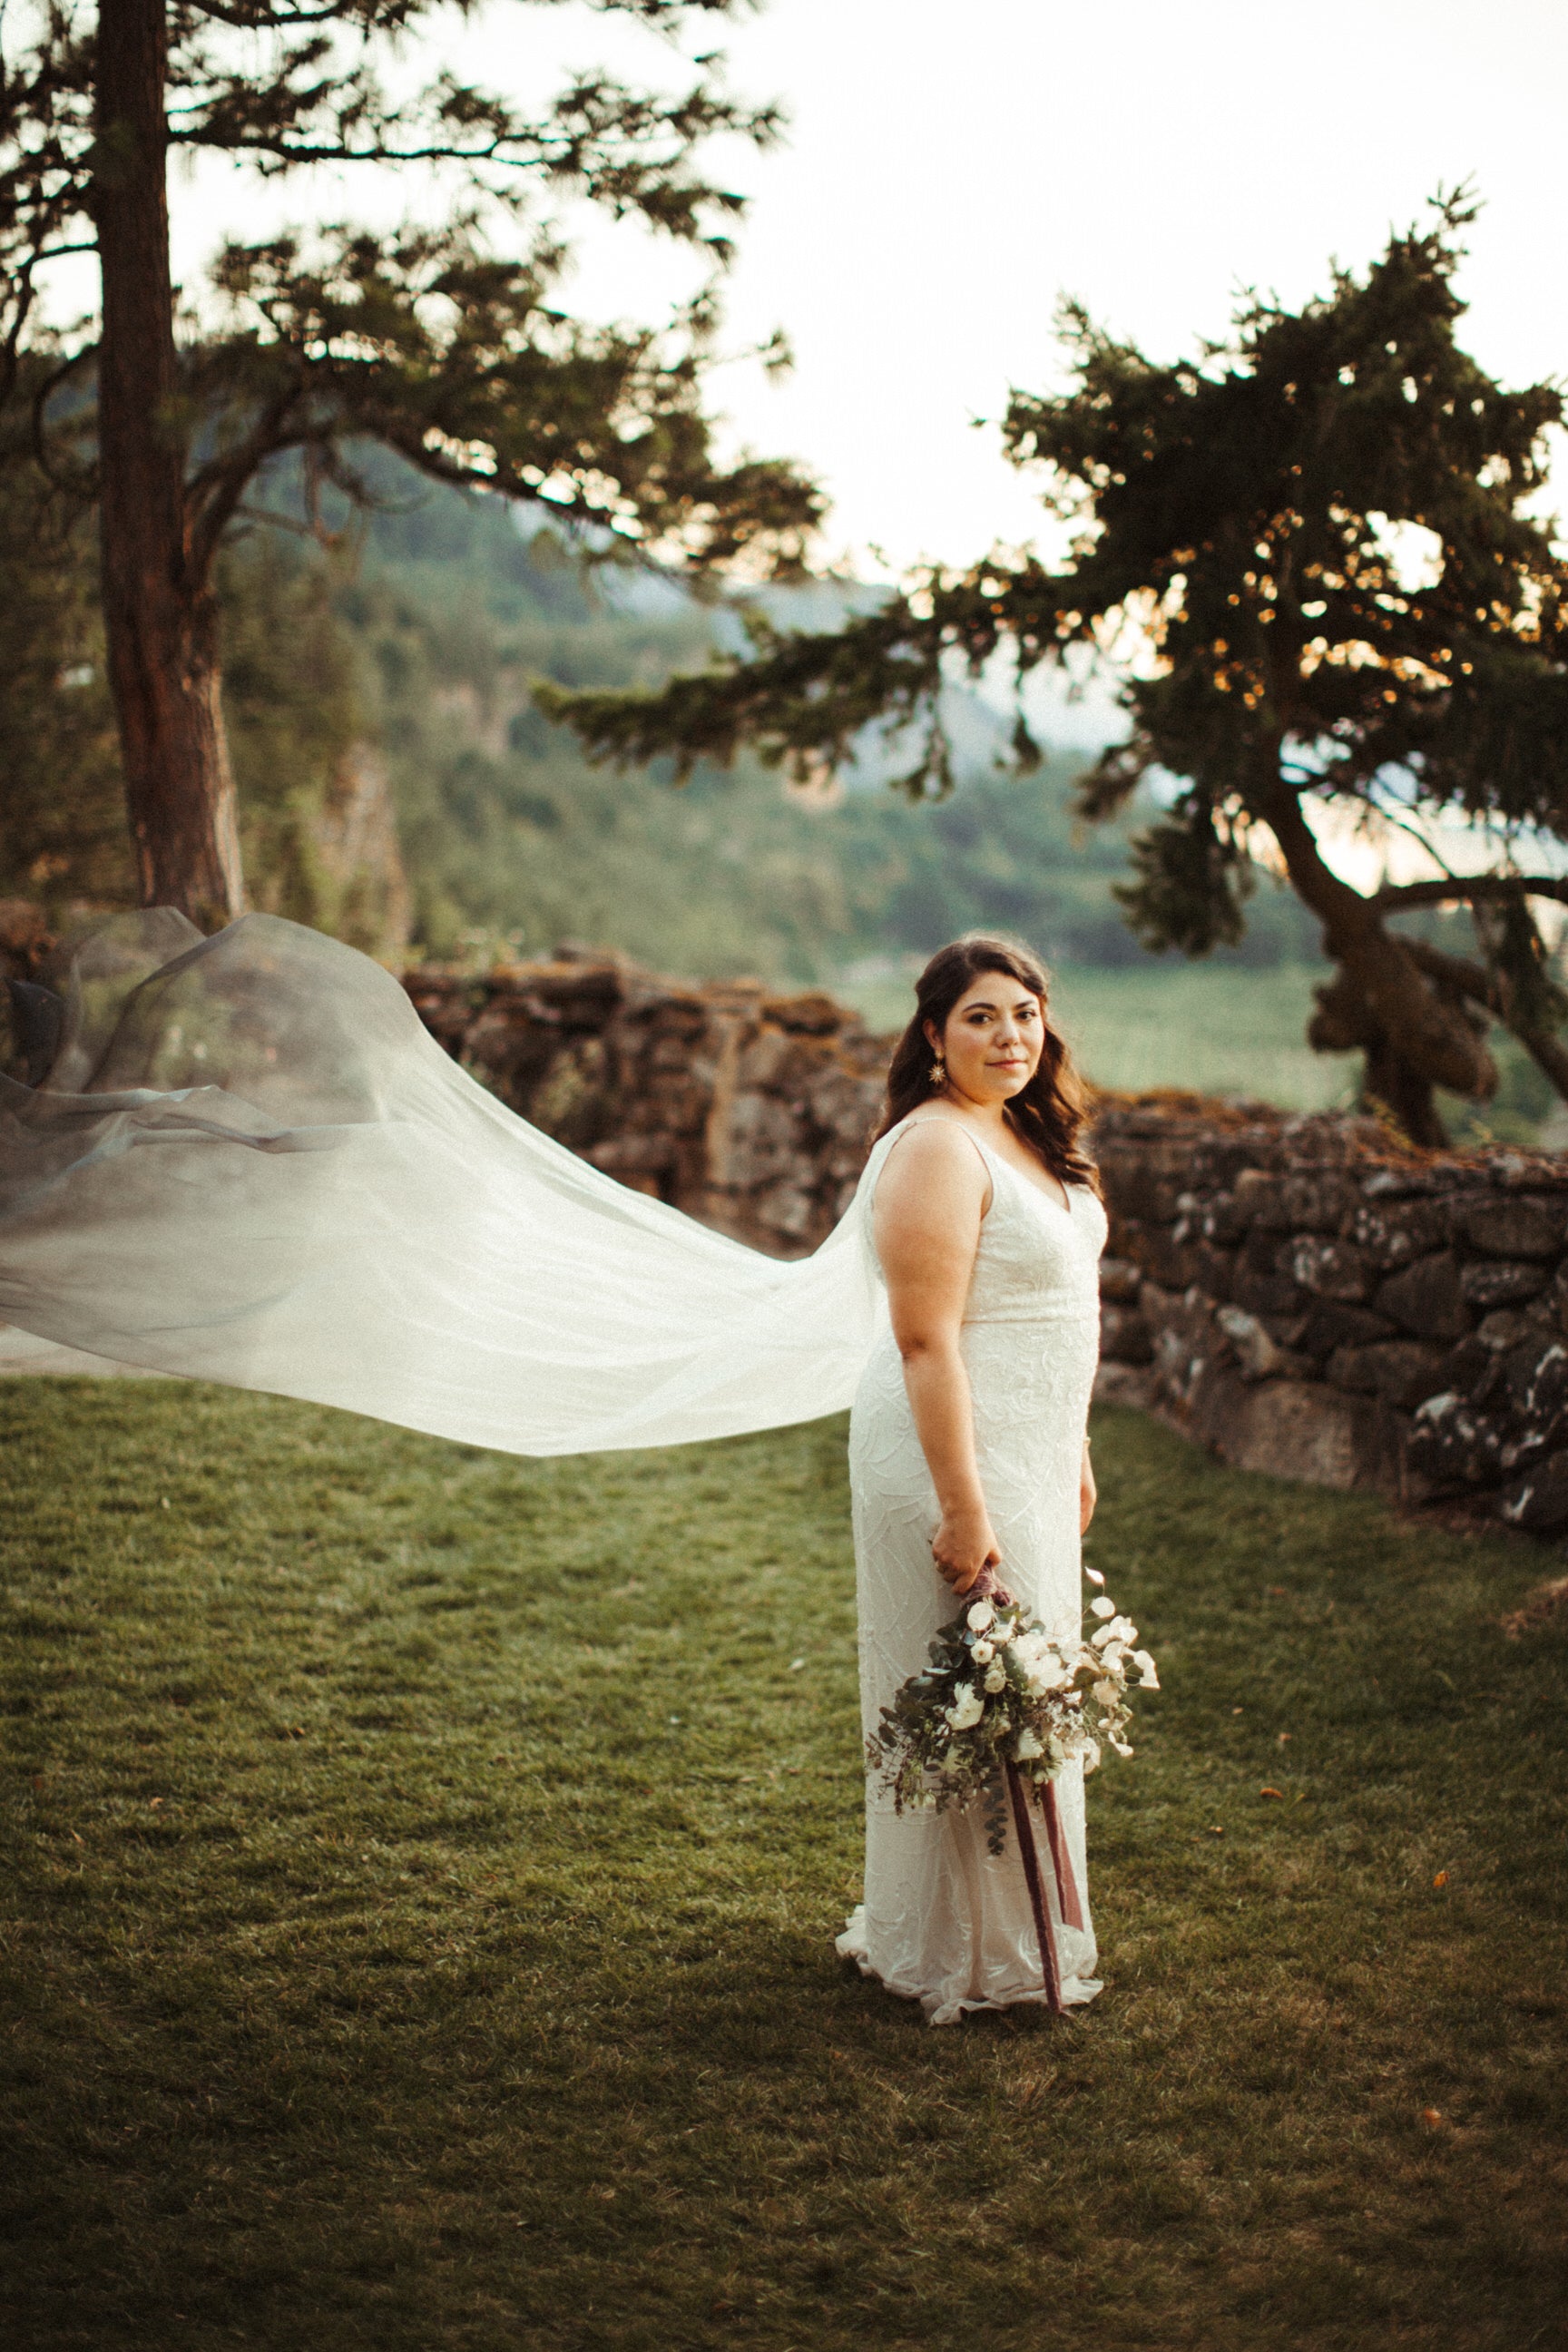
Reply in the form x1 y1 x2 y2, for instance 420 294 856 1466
872 1125 996 1595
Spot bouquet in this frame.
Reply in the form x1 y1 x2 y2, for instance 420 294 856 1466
867 1575 1158 2013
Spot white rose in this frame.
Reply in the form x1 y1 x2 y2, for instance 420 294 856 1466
945 1682 985 1731
966 1600 995 1633
971 1639 995 1665
984 1660 1007 1693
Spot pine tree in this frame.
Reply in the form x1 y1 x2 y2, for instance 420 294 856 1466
544 196 1568 1143
1 0 817 925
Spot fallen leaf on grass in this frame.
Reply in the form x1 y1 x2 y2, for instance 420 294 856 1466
1421 2109 1443 2127
1433 1871 1449 1888
1500 1574 1568 1640
1259 1787 1284 1799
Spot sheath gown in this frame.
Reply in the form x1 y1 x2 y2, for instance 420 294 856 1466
838 1114 1108 2024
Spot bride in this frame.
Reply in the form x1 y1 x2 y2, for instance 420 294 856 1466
0 915 1104 2020
840 935 1105 2021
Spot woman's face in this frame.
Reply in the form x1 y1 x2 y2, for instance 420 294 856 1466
926 971 1045 1108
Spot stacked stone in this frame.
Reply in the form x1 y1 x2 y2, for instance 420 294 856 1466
404 949 889 1258
1093 1094 1568 1528
14 908 1568 1526
0 900 54 988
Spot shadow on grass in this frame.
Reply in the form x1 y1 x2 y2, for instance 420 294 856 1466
1 1383 1564 2351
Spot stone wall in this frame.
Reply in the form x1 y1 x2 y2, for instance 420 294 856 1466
1091 1095 1568 1531
408 954 1568 1532
13 913 1568 1531
404 952 889 1255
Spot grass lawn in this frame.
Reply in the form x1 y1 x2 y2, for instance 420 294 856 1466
2 1381 1565 2351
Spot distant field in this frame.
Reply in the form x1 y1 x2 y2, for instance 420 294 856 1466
835 960 1353 1112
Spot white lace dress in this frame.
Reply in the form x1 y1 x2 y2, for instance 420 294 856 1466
837 1117 1108 2024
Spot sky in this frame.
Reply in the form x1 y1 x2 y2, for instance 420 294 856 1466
505 0 1568 576
146 0 1568 582
141 0 1568 851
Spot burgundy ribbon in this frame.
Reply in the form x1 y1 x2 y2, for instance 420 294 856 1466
1043 1780 1086 1932
1005 1760 1069 2015
975 1578 1085 2011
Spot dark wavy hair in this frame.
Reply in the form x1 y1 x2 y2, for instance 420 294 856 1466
874 934 1099 1191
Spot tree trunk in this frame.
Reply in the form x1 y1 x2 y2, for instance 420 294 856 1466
1403 934 1568 1112
1361 1040 1449 1151
1257 770 1496 1130
1308 963 1450 1147
93 0 243 928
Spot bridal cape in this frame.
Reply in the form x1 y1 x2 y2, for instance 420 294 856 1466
0 911 883 1453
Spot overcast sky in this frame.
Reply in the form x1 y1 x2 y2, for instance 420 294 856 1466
153 0 1568 582
522 0 1568 574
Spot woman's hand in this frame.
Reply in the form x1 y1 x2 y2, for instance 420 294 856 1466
1080 1444 1097 1536
932 1506 1001 1595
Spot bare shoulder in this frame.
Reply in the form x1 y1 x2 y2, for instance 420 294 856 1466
875 1118 990 1218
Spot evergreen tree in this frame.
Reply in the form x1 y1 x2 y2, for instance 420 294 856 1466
545 196 1568 1143
1 0 817 925
0 403 129 908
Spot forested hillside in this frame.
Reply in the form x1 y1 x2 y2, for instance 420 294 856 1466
329 472 1323 978
9 460 1562 1131
0 449 1322 981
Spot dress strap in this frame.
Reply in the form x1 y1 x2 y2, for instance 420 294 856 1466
874 1114 995 1215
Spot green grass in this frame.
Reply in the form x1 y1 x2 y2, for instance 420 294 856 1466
1050 962 1349 1109
2 1383 1565 2351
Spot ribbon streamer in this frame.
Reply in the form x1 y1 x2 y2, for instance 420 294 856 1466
983 1573 1085 2007
1004 1759 1067 2016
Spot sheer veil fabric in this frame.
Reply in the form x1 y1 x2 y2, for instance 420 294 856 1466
0 912 883 1454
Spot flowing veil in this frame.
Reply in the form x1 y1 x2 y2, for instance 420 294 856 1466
0 912 885 1454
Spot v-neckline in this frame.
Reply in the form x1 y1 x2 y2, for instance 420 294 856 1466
976 1134 1072 1219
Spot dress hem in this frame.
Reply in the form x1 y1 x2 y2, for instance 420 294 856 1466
836 1916 1102 2026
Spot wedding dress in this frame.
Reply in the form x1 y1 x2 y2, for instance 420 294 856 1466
838 1116 1107 2024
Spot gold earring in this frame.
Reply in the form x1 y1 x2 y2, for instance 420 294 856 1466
929 1054 946 1089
